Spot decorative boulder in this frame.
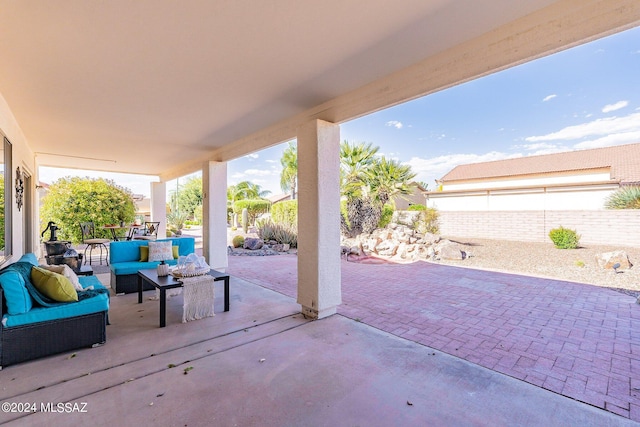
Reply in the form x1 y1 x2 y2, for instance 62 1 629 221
437 242 464 260
595 251 633 270
243 237 264 250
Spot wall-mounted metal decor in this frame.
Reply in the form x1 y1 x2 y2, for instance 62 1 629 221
15 166 24 211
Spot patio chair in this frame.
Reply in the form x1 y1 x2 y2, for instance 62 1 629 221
134 221 160 241
80 222 110 265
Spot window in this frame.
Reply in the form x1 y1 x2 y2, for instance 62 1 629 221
0 136 12 265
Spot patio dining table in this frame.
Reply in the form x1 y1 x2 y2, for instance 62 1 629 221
103 224 142 241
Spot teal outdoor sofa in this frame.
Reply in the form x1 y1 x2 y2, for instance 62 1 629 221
109 237 196 294
0 253 109 368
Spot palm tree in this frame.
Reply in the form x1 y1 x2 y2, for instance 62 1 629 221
279 141 297 199
368 157 417 207
227 181 270 204
340 141 379 200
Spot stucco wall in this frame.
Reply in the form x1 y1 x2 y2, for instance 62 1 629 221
437 210 640 247
428 185 618 211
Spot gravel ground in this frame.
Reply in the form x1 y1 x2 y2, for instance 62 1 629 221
435 237 640 296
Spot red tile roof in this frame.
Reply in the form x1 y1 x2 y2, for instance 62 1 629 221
441 143 640 184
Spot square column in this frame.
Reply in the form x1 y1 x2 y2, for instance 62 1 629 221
202 161 228 271
151 182 167 239
297 119 341 319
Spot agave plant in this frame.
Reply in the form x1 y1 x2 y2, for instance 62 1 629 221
257 221 297 248
605 186 640 209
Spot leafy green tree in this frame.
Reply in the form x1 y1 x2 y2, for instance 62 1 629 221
169 176 203 219
40 177 136 243
279 141 298 199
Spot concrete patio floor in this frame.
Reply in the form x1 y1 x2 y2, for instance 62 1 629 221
227 253 640 424
1 262 638 426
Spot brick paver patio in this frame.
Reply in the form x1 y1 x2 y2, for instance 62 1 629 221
227 254 640 422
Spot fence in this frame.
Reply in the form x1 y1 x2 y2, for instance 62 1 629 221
437 210 640 247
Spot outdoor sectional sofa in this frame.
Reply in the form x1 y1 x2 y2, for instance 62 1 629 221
109 237 196 294
0 253 109 368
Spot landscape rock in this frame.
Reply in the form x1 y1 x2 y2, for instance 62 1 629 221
243 237 264 250
271 243 290 252
595 250 633 270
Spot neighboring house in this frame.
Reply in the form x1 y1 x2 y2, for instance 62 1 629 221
393 182 428 210
267 193 292 205
427 143 640 211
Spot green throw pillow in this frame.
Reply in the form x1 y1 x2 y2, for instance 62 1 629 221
140 245 178 261
140 246 149 262
30 266 78 302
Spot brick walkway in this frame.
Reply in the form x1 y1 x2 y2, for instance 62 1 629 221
227 254 640 422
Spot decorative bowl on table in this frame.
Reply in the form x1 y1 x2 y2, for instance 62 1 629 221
170 253 210 277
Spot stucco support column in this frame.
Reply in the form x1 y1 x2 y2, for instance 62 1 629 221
151 182 167 239
202 161 228 271
297 119 341 319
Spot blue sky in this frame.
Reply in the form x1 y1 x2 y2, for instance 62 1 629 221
41 26 640 196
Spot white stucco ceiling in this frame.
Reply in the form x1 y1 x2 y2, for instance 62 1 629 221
0 0 636 178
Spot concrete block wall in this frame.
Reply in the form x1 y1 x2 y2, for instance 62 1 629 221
438 210 640 247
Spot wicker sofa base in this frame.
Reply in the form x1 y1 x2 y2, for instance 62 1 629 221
111 271 154 295
0 311 107 368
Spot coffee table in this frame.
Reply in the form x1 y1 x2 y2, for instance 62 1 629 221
137 268 230 327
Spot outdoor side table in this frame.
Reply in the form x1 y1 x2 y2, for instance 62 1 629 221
137 268 230 327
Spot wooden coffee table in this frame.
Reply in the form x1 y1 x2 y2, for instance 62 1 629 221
137 268 230 327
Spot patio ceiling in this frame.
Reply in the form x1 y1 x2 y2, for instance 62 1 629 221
0 1 637 180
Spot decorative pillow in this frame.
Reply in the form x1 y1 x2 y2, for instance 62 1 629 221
0 270 33 314
39 264 83 291
30 267 78 302
148 241 173 262
140 246 149 262
173 245 179 259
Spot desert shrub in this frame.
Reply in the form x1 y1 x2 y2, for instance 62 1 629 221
271 200 298 226
412 207 439 234
605 186 640 209
232 235 245 248
407 204 426 211
549 226 580 249
257 221 297 248
233 199 271 225
378 204 394 228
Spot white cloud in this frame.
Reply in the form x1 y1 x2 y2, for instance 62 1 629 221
245 153 259 159
243 168 276 177
602 100 629 113
265 159 277 163
385 120 403 129
573 131 640 149
525 112 640 143
511 142 566 153
543 94 557 102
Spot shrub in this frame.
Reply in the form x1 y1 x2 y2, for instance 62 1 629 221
378 204 394 228
233 199 271 225
412 207 439 234
271 200 298 226
407 204 426 211
605 186 640 209
232 235 245 248
257 221 297 248
549 226 580 249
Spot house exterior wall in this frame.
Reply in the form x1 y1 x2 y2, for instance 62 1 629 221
444 170 611 191
437 210 640 247
428 185 618 211
393 187 427 210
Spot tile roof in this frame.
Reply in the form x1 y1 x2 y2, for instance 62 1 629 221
440 143 640 184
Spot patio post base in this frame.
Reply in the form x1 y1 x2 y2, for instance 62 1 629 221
301 305 337 320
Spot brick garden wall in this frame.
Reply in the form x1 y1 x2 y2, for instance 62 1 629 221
437 210 640 247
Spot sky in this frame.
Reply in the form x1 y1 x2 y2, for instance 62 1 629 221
40 26 640 197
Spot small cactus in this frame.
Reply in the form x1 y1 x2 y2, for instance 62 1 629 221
232 235 245 248
242 208 248 234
